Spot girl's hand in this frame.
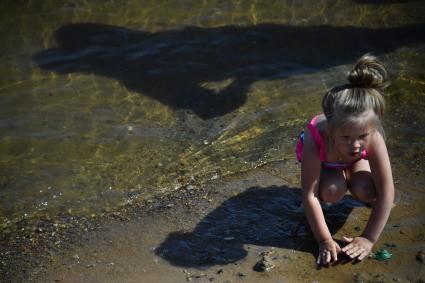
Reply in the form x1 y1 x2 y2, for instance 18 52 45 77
317 239 341 266
341 236 374 261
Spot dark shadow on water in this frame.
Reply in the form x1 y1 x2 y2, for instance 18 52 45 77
155 185 364 267
33 23 425 119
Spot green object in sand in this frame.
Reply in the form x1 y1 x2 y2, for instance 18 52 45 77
370 248 392 261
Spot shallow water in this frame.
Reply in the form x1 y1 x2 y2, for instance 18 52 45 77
0 0 424 236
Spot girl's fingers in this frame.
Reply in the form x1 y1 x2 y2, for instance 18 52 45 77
336 244 342 253
349 248 364 259
325 251 331 264
344 245 358 256
342 244 353 253
343 236 353 243
331 249 338 262
357 249 370 261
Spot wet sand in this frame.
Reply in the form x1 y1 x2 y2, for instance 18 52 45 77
2 160 424 283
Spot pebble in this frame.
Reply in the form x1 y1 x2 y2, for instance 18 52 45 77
253 250 276 272
416 250 425 264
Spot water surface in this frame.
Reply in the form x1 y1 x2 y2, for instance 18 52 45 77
0 0 424 235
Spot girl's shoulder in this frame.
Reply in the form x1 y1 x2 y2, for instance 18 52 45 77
313 114 327 134
307 114 327 138
304 114 327 162
367 129 387 153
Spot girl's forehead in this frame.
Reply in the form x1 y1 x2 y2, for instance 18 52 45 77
336 111 376 131
337 121 372 132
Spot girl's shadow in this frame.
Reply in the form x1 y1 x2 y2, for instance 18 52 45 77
155 185 363 267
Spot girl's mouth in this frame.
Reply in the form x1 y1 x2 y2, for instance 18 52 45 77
348 151 360 157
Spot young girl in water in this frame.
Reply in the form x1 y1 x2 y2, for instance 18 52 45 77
296 54 394 266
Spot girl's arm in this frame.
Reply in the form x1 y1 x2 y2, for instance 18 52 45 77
361 132 394 242
342 132 394 259
301 130 340 264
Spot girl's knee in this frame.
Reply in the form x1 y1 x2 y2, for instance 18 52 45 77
319 169 347 204
320 183 347 204
350 183 376 203
349 170 376 203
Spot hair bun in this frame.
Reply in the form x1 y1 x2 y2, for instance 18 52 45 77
347 54 388 89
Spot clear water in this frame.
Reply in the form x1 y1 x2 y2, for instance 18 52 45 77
1 0 424 234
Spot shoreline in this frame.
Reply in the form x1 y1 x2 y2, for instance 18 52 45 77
1 161 425 282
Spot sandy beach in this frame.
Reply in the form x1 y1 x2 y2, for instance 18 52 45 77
1 160 424 282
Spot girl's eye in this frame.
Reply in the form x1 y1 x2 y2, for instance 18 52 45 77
359 133 369 139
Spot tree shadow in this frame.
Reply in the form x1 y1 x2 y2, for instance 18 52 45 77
33 23 425 119
155 185 364 267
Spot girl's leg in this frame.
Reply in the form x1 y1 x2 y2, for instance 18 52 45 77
319 167 348 203
347 159 376 203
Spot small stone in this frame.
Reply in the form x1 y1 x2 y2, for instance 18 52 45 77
253 253 276 272
416 250 425 264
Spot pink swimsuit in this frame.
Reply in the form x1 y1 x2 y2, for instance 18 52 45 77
296 115 367 169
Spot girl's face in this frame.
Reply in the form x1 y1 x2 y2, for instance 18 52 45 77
332 113 375 162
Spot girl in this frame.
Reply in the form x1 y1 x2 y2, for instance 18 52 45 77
296 54 394 266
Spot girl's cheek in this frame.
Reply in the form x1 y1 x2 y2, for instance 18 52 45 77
335 142 348 152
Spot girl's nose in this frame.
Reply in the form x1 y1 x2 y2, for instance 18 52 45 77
352 139 361 148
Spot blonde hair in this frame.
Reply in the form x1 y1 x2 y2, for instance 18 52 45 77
322 54 389 137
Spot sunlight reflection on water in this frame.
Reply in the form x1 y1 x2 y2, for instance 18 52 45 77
0 0 424 234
